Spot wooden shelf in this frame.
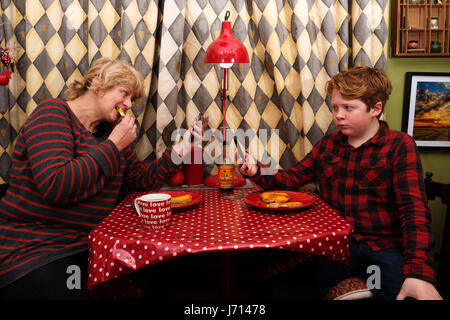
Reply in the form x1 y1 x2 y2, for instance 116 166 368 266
391 0 450 57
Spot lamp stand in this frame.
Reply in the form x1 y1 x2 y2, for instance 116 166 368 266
218 67 234 193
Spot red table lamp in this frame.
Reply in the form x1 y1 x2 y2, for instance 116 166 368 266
205 11 249 142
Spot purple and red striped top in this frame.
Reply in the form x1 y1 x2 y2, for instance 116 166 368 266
0 99 179 287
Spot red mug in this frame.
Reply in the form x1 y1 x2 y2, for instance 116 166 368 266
134 193 172 230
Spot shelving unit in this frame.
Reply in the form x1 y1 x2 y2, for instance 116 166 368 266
391 0 450 57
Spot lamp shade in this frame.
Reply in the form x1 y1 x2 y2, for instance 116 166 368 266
205 21 249 66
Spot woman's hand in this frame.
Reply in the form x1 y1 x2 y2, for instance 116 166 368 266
108 114 137 152
173 115 209 158
237 152 259 177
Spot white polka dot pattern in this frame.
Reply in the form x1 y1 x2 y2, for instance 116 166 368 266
87 189 352 291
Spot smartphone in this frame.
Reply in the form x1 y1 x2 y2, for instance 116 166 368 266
190 114 203 143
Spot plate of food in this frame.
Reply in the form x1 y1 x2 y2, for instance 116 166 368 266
159 191 201 209
244 190 315 211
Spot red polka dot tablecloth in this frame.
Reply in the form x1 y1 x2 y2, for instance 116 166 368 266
87 189 353 292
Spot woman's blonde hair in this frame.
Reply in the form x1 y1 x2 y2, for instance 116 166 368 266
65 58 145 102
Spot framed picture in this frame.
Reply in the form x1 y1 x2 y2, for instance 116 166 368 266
402 72 450 148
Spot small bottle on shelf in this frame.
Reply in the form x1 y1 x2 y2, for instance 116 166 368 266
430 40 442 53
430 17 439 30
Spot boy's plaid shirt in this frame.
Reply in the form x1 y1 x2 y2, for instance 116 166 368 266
251 121 435 283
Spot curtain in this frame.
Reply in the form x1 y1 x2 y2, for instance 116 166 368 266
0 0 388 184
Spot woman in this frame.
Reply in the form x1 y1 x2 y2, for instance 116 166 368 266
0 58 204 299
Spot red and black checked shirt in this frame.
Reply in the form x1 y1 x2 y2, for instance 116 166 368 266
251 121 435 284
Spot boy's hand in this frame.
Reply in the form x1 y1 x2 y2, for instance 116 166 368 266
237 153 258 177
396 277 442 300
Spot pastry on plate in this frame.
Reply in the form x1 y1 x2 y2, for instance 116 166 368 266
267 201 303 208
260 191 290 204
171 194 192 206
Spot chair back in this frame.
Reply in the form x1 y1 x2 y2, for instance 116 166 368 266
424 172 450 299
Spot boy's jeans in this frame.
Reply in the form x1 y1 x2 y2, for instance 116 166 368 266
266 241 404 300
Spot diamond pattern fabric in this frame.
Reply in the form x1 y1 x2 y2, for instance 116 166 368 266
0 0 388 184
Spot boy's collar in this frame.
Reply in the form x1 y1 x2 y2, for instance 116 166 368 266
333 120 389 146
370 120 388 146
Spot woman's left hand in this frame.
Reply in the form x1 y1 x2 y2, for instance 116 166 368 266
173 115 209 158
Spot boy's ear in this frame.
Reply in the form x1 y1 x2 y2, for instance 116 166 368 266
371 101 383 118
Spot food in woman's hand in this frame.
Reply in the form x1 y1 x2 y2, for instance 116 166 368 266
117 107 125 117
171 194 192 206
260 191 290 204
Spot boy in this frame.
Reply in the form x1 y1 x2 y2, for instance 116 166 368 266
238 67 442 300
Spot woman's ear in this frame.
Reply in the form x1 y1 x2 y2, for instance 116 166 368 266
90 77 104 96
370 101 383 118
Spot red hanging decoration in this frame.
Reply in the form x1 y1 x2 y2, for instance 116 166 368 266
0 47 15 86
0 69 12 85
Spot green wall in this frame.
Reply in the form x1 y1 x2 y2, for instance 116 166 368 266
386 58 450 181
386 56 450 256
385 2 450 257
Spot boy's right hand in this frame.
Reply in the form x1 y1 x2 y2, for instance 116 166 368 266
237 153 259 177
396 277 442 300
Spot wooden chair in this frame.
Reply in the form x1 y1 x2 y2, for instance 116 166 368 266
424 172 450 300
324 171 450 300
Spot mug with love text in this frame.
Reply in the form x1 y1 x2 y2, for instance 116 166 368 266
134 193 172 230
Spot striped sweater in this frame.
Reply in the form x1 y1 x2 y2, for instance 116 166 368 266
0 99 179 287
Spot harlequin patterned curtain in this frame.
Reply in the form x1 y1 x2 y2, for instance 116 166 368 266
0 0 388 184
